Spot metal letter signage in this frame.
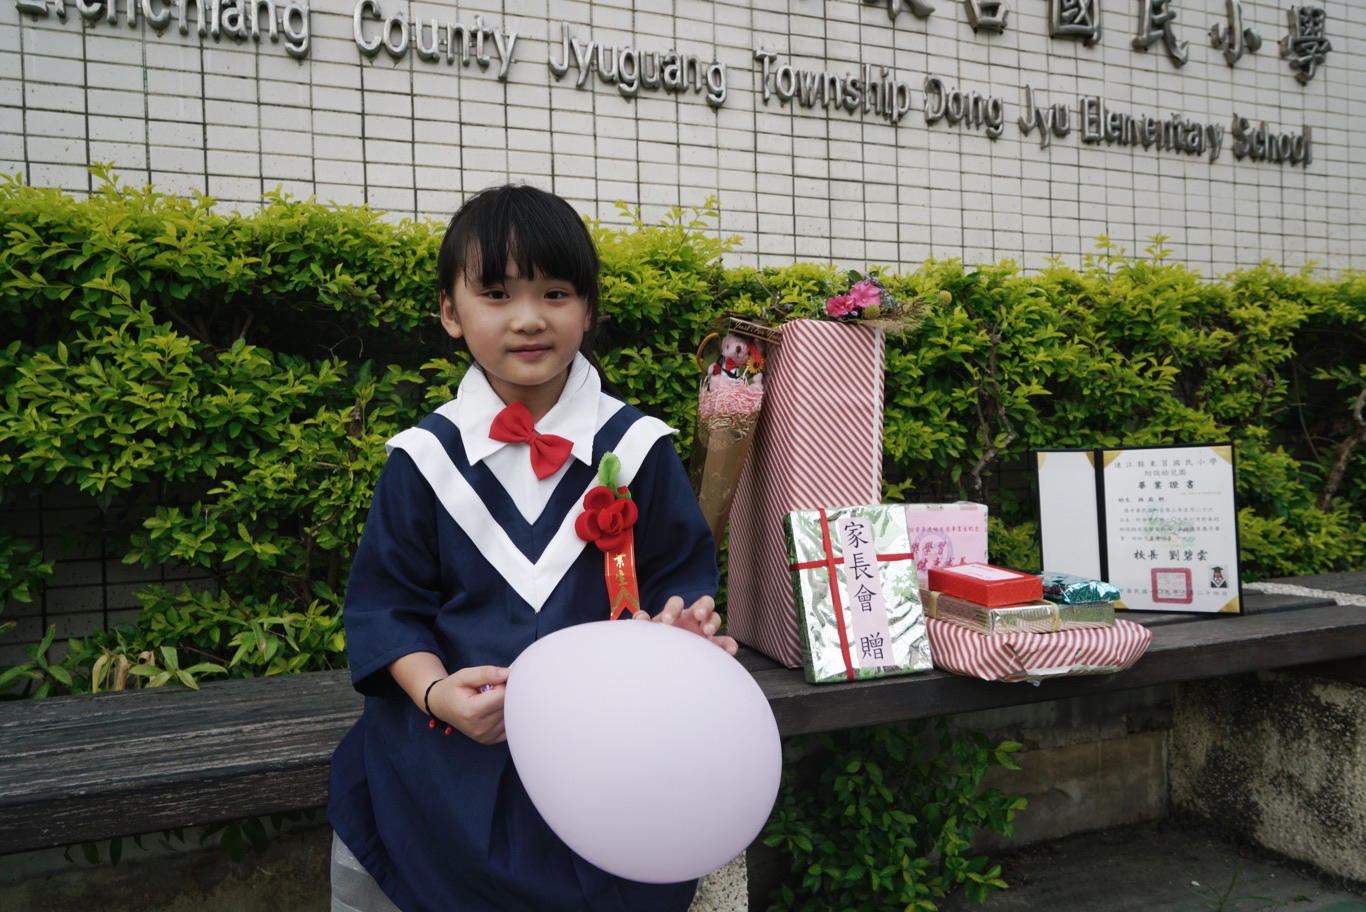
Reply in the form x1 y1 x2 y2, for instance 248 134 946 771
16 0 311 55
1210 0 1262 65
1051 0 1101 45
7 0 1329 171
1133 0 1190 66
963 0 1008 33
1280 4 1331 83
866 0 935 22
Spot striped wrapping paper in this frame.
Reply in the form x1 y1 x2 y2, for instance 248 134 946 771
925 617 1152 684
726 320 886 668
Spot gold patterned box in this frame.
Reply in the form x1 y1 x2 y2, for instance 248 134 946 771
924 591 1116 635
784 503 934 684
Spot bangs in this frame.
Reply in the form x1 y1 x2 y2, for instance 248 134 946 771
438 186 599 304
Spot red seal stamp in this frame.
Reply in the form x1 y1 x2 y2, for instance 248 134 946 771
1151 568 1194 604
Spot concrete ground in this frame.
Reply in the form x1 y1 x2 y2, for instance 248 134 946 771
937 818 1366 912
6 816 1365 911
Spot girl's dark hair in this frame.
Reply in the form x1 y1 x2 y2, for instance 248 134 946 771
436 184 604 363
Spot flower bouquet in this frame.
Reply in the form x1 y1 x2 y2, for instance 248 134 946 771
819 271 925 334
690 316 782 549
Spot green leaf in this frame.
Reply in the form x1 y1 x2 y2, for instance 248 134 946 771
596 452 623 492
219 824 246 862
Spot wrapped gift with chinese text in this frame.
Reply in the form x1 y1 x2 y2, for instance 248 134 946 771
727 320 886 667
784 504 933 684
923 591 1116 635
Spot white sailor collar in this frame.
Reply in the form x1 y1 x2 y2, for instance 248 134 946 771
390 355 676 612
456 354 600 469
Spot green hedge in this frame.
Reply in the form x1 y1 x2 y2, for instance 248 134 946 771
2 173 1364 695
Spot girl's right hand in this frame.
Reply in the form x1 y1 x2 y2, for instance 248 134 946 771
428 666 509 744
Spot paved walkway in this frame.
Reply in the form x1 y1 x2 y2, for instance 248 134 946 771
938 818 1366 912
1246 580 1366 607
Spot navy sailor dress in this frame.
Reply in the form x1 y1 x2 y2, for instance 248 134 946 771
328 379 718 912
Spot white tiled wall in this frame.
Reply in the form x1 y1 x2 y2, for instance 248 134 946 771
2 0 1362 274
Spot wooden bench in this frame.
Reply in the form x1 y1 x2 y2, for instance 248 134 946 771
2 575 1364 857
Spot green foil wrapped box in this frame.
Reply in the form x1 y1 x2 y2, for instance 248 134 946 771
1039 571 1122 604
785 504 934 684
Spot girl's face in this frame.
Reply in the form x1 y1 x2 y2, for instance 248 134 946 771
440 260 592 419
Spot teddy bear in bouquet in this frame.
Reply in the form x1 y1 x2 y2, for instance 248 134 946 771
707 332 764 390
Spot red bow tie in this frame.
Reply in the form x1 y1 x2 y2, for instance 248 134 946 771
489 401 575 480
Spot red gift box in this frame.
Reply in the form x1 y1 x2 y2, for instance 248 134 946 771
927 562 1043 607
726 320 886 668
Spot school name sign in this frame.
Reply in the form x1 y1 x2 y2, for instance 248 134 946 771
14 0 1323 168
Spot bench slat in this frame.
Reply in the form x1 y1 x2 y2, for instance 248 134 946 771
1 591 1362 856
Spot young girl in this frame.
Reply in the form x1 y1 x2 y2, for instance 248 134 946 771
328 184 736 912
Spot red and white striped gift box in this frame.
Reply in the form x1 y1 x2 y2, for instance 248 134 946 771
925 617 1152 683
726 320 886 668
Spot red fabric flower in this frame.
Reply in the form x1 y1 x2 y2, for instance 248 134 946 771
575 485 638 553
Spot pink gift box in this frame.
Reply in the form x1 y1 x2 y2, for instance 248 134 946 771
904 502 989 589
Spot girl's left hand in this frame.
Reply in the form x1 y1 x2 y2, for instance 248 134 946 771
637 595 738 656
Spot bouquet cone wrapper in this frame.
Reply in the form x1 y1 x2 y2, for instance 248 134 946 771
785 504 934 684
690 317 780 548
726 320 886 668
927 617 1152 684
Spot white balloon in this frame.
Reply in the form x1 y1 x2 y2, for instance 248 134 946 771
503 620 782 884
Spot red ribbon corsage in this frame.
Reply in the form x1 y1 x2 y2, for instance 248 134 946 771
575 484 638 553
576 454 642 619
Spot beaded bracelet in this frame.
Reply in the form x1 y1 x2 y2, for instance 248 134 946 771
423 678 454 736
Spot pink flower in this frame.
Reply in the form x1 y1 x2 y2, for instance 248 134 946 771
850 280 882 310
825 293 856 317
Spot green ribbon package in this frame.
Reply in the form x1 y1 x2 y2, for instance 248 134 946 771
784 504 934 684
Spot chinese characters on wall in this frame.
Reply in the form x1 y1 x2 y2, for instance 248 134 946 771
1211 0 1262 65
1281 3 1332 82
864 0 1328 80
